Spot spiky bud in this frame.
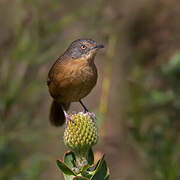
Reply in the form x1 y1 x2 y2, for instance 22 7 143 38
64 112 98 167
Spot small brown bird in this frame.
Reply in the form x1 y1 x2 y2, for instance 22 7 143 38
47 39 104 126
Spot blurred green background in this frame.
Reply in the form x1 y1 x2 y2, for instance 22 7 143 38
0 0 180 179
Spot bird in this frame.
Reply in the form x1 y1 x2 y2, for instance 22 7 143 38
47 39 104 126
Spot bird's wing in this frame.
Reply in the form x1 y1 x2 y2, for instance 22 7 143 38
47 54 67 86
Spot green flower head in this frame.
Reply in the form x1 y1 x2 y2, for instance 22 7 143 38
64 112 98 156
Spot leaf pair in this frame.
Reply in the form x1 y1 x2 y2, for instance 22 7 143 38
57 149 109 180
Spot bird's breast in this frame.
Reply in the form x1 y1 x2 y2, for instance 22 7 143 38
50 60 97 103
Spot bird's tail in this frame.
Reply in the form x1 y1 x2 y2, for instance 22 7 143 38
49 100 70 126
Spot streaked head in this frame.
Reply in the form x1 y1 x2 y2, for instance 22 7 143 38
66 39 104 60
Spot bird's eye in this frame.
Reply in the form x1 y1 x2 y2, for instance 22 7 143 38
81 45 87 50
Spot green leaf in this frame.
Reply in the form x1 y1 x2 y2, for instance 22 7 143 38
63 151 76 169
87 148 94 165
89 154 110 180
81 164 91 173
81 167 92 179
64 174 76 180
93 154 105 172
92 160 109 180
73 176 89 180
56 159 76 176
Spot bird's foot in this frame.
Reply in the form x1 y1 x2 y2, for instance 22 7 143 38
62 107 76 125
65 114 76 125
62 106 75 125
86 112 96 121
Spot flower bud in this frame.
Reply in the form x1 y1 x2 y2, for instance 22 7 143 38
64 112 98 159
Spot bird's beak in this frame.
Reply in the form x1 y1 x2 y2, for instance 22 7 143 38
94 44 104 49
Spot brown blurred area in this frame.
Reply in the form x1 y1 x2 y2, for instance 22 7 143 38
1 0 180 179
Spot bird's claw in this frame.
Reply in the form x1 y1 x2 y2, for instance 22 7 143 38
65 114 76 125
86 112 96 121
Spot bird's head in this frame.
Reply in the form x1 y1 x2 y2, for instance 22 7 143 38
66 39 104 61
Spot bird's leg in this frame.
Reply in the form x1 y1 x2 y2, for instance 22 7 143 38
79 100 96 120
79 100 89 113
61 105 75 124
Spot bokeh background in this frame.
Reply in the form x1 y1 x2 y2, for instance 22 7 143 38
1 0 180 179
